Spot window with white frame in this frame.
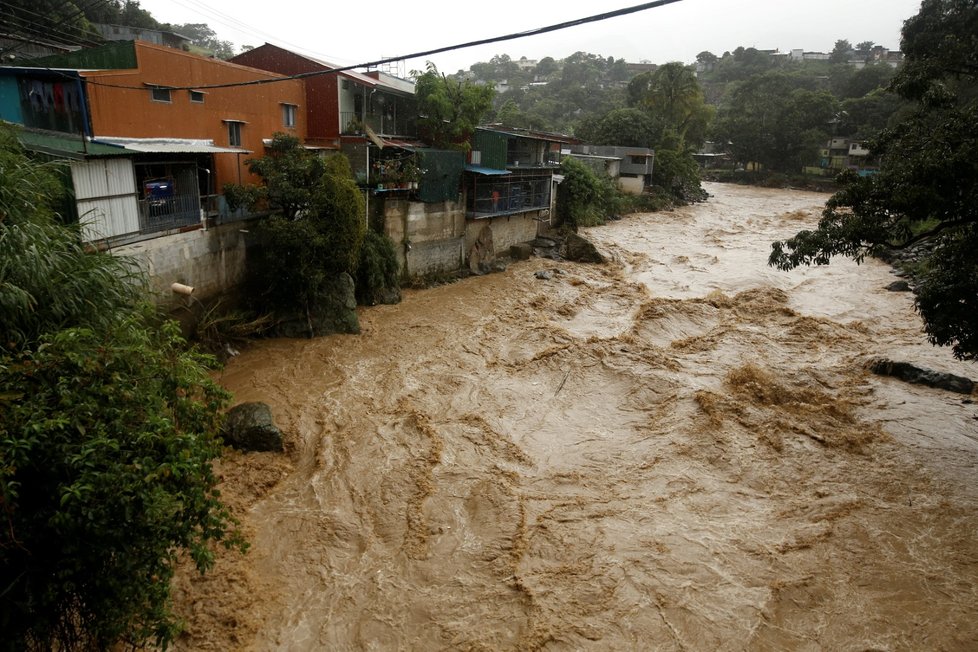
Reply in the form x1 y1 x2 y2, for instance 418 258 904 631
282 103 297 128
189 90 205 103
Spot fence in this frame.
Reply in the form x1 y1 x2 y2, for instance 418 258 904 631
137 193 201 233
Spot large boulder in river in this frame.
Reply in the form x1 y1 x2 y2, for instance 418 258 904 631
468 224 495 274
223 402 284 452
273 272 360 338
563 232 606 264
868 358 975 394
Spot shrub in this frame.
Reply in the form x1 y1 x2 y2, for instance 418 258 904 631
0 124 241 650
557 156 615 228
356 230 401 305
650 149 707 203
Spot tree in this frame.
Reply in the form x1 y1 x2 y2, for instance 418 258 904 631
627 62 713 150
166 22 235 59
830 39 853 64
696 51 719 65
226 133 367 323
770 0 978 360
712 72 838 172
415 63 494 150
836 62 897 99
574 107 662 148
855 40 876 60
496 99 527 128
534 56 559 78
556 156 615 228
0 125 241 649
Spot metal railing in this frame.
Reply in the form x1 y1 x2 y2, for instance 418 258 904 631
467 174 551 219
137 194 201 233
340 111 416 137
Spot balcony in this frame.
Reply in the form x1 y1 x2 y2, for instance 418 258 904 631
467 172 552 219
341 111 416 138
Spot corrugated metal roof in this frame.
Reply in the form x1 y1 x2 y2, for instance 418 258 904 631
94 137 246 154
464 164 510 175
16 129 129 159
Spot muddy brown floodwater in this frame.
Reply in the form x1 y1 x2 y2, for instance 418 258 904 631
171 182 978 651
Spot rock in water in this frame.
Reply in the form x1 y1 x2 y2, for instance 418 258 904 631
885 280 911 292
563 233 606 263
868 358 975 394
223 402 285 452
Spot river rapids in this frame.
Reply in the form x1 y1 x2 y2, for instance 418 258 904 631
172 182 978 651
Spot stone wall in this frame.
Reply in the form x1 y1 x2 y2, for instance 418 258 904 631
112 221 249 306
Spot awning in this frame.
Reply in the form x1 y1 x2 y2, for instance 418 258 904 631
464 164 510 176
93 137 247 154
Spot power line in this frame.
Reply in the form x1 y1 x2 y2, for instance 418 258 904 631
74 0 685 91
1 12 105 50
163 0 354 64
0 0 112 58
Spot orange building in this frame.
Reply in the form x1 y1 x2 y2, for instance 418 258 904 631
80 40 305 191
2 41 306 242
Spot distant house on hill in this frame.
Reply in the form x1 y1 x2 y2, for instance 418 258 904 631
91 23 191 51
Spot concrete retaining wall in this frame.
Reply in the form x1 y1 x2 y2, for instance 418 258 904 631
113 221 249 306
464 211 543 254
382 198 466 277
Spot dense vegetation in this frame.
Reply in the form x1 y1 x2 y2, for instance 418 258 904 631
1 0 237 59
771 0 978 360
0 125 242 650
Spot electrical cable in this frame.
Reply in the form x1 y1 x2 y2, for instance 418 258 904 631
1 13 105 50
69 0 685 91
0 0 112 58
163 0 354 65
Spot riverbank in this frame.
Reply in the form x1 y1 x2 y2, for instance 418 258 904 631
172 182 978 651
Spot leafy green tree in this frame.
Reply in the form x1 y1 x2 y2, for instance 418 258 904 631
770 0 978 360
227 132 329 220
533 56 559 78
166 22 235 59
712 72 838 172
696 51 719 65
838 63 897 99
415 63 494 150
855 41 876 60
627 62 713 150
830 39 853 64
556 156 615 228
0 125 240 650
574 107 662 148
651 149 705 202
837 89 910 138
227 133 367 320
496 99 527 128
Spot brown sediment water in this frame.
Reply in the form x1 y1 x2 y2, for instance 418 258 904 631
171 182 978 651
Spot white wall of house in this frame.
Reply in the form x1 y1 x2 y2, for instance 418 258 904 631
618 176 645 195
72 158 140 242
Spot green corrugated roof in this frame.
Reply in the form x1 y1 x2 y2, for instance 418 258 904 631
17 130 128 159
25 41 138 71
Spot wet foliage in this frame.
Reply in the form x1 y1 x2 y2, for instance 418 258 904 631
770 0 978 360
0 124 242 650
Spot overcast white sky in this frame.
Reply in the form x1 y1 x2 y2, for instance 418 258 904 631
138 0 923 75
